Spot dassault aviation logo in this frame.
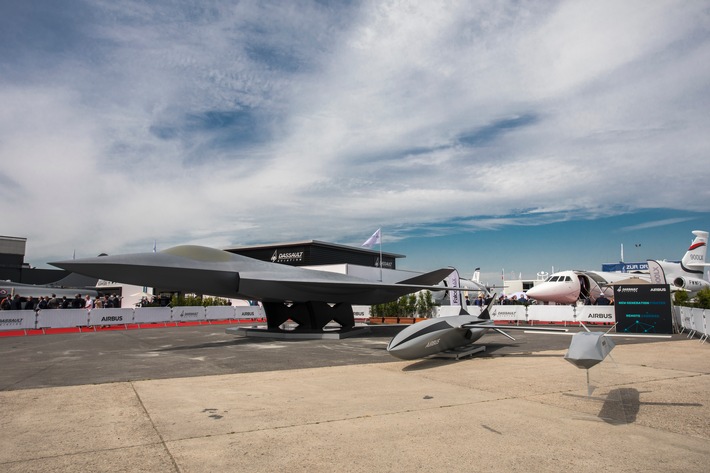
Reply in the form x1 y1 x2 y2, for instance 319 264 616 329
271 250 304 263
617 286 638 293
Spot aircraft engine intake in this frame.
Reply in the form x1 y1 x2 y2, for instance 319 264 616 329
672 276 710 292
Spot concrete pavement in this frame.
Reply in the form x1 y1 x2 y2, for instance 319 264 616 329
1 325 708 472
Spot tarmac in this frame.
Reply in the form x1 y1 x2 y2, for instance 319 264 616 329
0 323 708 472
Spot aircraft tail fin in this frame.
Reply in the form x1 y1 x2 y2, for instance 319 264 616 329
477 292 496 320
681 230 708 269
472 267 481 282
397 268 454 286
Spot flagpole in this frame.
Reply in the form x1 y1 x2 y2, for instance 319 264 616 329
379 235 383 282
361 228 383 281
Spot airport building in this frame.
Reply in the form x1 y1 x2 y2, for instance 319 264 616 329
0 236 26 282
0 235 70 284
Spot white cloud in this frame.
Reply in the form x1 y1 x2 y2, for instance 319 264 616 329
1 0 708 266
620 218 697 232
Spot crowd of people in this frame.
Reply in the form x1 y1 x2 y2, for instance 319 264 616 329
465 293 530 306
463 292 614 306
0 293 122 311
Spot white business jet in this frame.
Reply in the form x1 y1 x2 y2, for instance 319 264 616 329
648 230 710 294
526 230 709 305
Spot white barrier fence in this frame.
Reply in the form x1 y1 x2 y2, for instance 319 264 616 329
0 311 35 330
0 305 266 332
6 304 708 342
368 304 617 324
676 306 709 343
462 305 615 325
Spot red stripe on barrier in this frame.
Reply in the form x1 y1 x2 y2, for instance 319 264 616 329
46 327 86 334
1 317 301 337
0 329 29 337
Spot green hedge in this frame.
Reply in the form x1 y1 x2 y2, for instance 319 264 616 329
371 291 435 318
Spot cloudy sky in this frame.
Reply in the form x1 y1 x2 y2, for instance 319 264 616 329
1 0 709 284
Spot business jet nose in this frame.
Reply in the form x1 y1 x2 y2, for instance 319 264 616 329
525 284 548 300
525 282 578 305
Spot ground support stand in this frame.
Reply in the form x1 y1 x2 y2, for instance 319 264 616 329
439 345 486 360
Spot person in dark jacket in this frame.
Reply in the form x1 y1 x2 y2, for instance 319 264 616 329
71 294 84 309
10 294 23 310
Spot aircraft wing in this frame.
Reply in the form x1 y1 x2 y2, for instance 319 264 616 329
235 268 460 304
51 245 458 305
0 281 98 298
522 327 670 338
461 321 568 332
397 268 458 286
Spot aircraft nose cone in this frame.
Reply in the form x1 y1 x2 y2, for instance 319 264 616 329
51 251 239 298
525 284 547 299
386 322 431 360
51 253 153 276
525 282 578 304
50 255 115 275
386 329 411 358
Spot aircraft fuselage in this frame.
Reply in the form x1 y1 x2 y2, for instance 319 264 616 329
386 315 488 360
526 269 647 305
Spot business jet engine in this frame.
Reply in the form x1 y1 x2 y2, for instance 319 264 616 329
672 276 710 293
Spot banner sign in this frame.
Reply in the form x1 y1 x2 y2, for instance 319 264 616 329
491 305 526 321
205 306 236 320
89 308 132 326
134 307 172 324
37 309 88 329
446 269 461 307
576 306 615 323
0 311 36 330
172 306 206 321
601 262 649 272
351 305 370 322
527 305 575 323
647 260 668 285
614 284 673 334
235 306 265 319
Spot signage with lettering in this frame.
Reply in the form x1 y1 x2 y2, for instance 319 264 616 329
270 248 305 263
614 284 672 334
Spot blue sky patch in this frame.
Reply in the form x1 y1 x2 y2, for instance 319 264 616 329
457 114 538 147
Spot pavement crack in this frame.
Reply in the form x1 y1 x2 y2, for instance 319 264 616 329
130 382 182 472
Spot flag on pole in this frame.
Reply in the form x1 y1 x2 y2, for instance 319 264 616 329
362 228 381 249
